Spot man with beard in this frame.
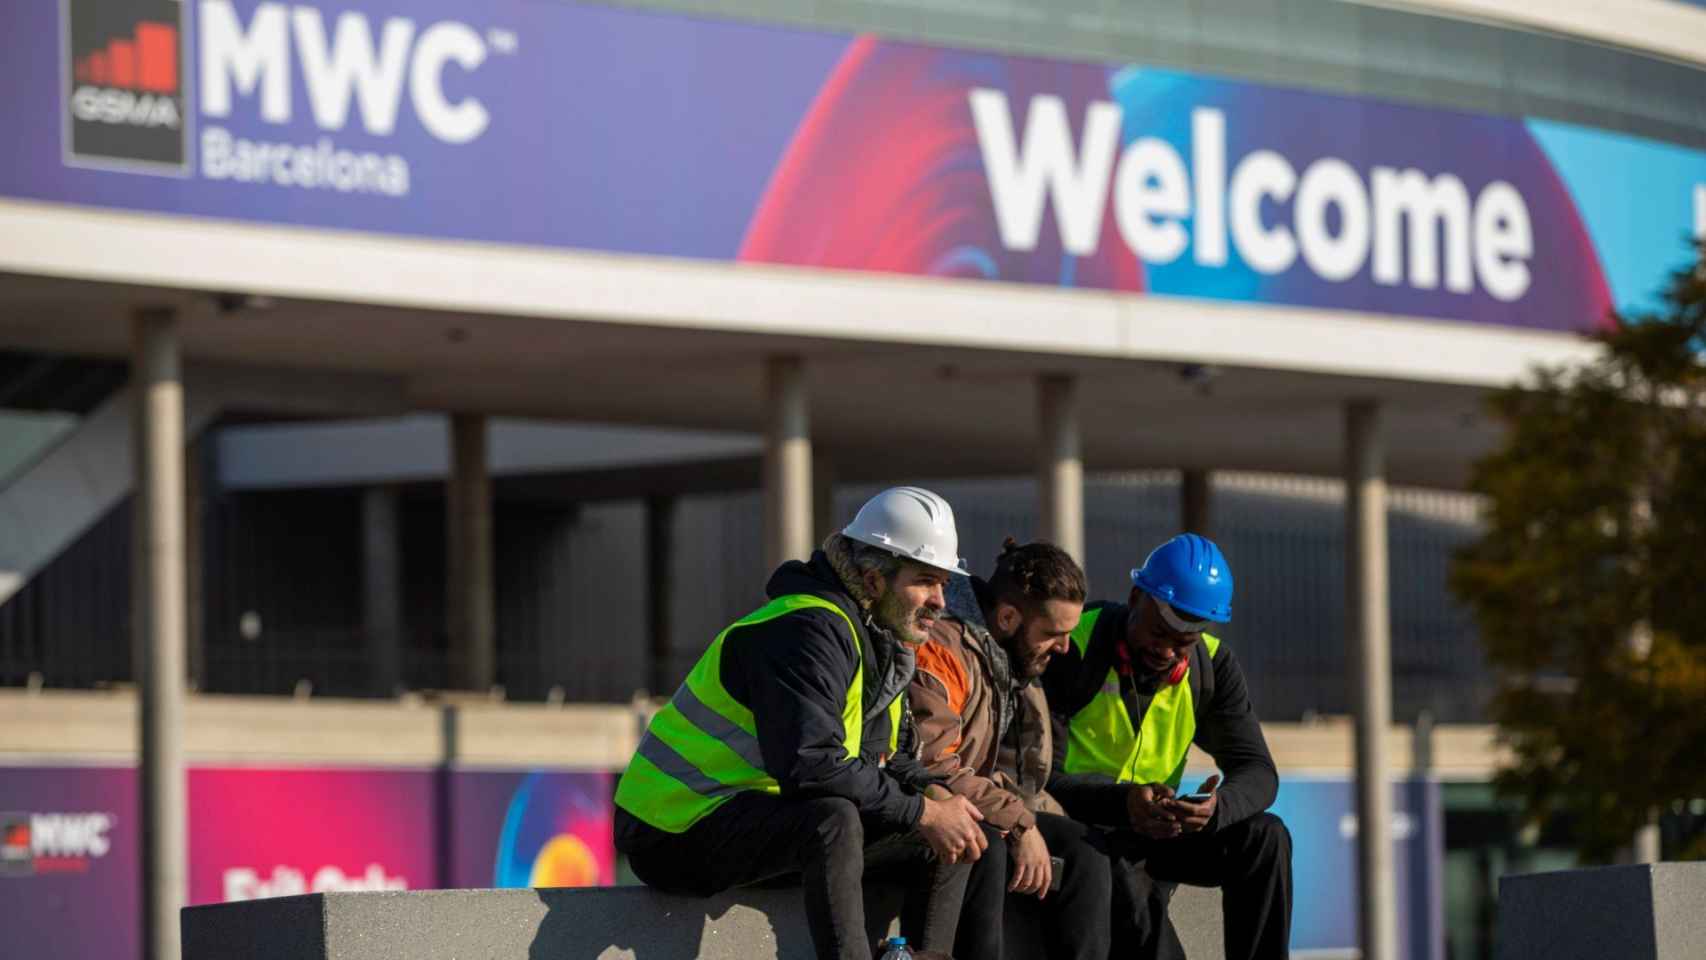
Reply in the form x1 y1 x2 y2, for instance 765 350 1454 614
614 486 993 960
1043 533 1291 960
908 538 1118 960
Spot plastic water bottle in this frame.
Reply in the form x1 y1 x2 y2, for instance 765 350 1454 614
877 935 914 959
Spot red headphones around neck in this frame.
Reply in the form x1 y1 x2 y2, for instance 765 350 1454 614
1166 658 1189 687
1116 636 1190 686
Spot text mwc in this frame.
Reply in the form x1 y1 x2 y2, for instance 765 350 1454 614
194 0 500 196
970 90 1534 301
199 0 491 143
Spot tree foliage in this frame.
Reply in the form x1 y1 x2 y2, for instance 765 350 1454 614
1452 240 1706 862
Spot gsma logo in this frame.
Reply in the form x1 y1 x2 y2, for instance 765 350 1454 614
63 0 189 173
0 814 32 878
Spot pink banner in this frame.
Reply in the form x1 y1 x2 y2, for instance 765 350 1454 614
187 767 438 905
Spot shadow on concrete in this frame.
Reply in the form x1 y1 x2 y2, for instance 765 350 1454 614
527 886 820 960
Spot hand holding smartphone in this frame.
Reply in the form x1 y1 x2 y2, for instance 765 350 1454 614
1172 773 1221 807
1167 774 1221 833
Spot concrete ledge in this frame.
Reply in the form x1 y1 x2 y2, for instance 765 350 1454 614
1498 863 1706 960
183 884 1225 959
0 690 1500 777
0 691 638 767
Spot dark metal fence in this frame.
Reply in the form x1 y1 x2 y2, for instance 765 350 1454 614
0 471 1487 721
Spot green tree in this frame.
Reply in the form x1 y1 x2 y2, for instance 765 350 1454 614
1452 240 1706 862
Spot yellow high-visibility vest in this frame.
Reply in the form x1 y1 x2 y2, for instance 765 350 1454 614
1060 607 1221 788
615 594 904 833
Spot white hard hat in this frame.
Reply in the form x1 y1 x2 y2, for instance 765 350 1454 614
841 486 969 576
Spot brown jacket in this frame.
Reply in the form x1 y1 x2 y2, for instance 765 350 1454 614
910 585 1064 833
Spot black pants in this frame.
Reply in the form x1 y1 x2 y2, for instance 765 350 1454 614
953 811 1116 960
625 792 976 960
1109 812 1293 960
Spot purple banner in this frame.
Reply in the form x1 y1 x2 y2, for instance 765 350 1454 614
0 762 615 960
451 769 615 888
3 1 1703 329
1 766 139 960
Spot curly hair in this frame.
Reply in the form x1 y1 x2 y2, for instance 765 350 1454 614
986 537 1087 613
822 532 905 611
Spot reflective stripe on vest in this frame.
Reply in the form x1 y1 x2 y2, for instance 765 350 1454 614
1061 606 1223 788
614 593 902 833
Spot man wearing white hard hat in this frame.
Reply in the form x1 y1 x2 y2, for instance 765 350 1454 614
615 486 995 960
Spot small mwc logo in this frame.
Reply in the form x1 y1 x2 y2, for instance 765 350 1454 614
0 811 116 877
62 0 189 172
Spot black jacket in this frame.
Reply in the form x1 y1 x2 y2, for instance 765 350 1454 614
1041 601 1278 833
615 551 926 852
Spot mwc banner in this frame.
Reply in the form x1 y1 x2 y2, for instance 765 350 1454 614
187 767 438 903
0 764 614 960
189 766 616 898
191 767 615 899
1 1 1702 331
2 761 1427 959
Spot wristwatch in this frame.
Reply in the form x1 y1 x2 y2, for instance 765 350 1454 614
1007 821 1031 841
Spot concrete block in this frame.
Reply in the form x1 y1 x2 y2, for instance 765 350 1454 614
1497 862 1706 960
1173 882 1225 958
183 883 1225 959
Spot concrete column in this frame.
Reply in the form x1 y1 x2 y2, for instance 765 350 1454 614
1037 374 1084 564
1346 399 1397 960
645 494 675 697
184 436 204 691
1181 468 1212 536
446 414 495 691
812 452 838 547
132 308 185 960
363 486 403 696
764 356 813 569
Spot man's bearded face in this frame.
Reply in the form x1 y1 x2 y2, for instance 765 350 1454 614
992 598 1081 678
869 563 949 645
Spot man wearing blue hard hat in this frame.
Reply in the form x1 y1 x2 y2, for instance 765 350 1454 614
1041 533 1290 960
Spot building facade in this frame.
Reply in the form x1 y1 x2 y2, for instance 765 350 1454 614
2 1 1704 958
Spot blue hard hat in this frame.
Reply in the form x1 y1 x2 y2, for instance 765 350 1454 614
1130 534 1233 625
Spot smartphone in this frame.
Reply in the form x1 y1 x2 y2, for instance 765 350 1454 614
1175 792 1214 804
1048 856 1064 892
